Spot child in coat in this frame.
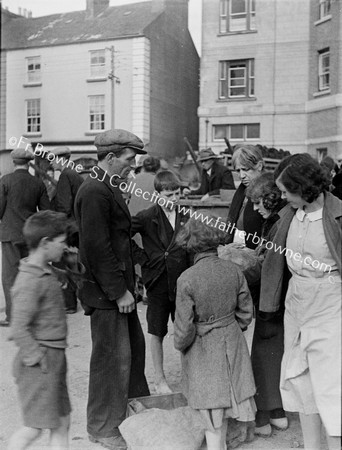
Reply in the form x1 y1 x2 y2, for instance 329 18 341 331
131 170 189 394
8 211 71 450
174 212 256 450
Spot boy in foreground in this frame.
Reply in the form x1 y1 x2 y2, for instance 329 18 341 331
131 170 189 393
8 210 71 450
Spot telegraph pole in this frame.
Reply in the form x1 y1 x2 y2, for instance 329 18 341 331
109 46 115 129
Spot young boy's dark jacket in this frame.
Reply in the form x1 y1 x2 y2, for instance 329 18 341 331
131 204 188 301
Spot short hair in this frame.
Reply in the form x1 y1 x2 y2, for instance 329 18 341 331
176 211 227 253
23 211 68 250
154 170 181 193
232 145 264 170
277 155 330 203
143 156 161 173
97 147 128 162
273 153 312 180
246 171 283 212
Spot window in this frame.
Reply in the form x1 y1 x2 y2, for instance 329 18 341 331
27 56 41 83
318 49 330 91
90 50 106 78
89 95 105 130
319 0 331 19
26 99 41 133
213 123 260 141
219 0 256 33
219 59 255 99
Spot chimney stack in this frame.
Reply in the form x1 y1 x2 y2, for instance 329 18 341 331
86 0 110 18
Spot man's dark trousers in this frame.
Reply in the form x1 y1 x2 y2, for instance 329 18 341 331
1 242 28 322
87 308 150 438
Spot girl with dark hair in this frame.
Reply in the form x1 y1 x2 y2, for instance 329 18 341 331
174 213 256 450
246 172 288 436
260 156 341 449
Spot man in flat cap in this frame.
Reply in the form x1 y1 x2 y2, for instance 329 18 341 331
51 147 84 313
184 148 235 200
0 148 50 326
75 129 150 450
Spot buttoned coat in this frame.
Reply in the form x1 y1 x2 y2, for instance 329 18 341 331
174 252 256 410
131 204 189 300
0 169 50 243
74 167 135 309
259 191 342 313
192 160 235 196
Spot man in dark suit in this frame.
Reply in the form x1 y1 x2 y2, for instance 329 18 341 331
184 148 235 200
0 148 50 326
131 170 189 394
74 129 150 450
51 147 83 220
51 147 84 313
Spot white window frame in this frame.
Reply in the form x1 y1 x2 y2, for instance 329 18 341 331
90 50 106 78
219 59 255 99
318 49 330 91
219 0 256 33
26 99 41 133
89 95 105 131
319 0 331 19
213 123 260 141
27 56 41 83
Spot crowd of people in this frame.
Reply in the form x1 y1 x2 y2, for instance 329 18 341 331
0 129 341 450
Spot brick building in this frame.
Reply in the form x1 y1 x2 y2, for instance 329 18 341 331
1 0 199 172
198 0 341 159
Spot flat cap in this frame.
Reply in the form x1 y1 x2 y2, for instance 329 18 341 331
51 146 71 158
94 129 146 155
11 148 34 161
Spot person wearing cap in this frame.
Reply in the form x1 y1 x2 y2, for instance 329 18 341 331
75 129 150 450
50 147 84 220
49 147 84 314
0 148 50 326
183 148 235 200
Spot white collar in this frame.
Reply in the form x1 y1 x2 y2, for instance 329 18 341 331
296 207 323 222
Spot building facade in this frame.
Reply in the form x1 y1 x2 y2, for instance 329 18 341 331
199 0 341 158
1 0 199 170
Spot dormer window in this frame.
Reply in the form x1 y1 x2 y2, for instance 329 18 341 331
90 50 106 78
27 56 41 83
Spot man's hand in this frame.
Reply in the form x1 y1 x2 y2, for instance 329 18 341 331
116 290 135 314
183 188 191 196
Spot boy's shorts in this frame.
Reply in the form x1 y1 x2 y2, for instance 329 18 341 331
13 347 71 429
146 272 175 338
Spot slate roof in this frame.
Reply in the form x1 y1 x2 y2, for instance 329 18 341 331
2 1 160 50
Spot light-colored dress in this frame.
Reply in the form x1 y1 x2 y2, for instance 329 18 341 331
280 207 341 436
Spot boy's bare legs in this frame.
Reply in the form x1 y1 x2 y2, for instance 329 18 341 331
150 335 172 394
50 414 70 449
221 419 228 450
8 426 41 450
205 421 228 450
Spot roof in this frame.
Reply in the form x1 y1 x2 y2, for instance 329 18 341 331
2 1 161 50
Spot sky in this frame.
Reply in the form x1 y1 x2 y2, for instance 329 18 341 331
2 0 202 53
